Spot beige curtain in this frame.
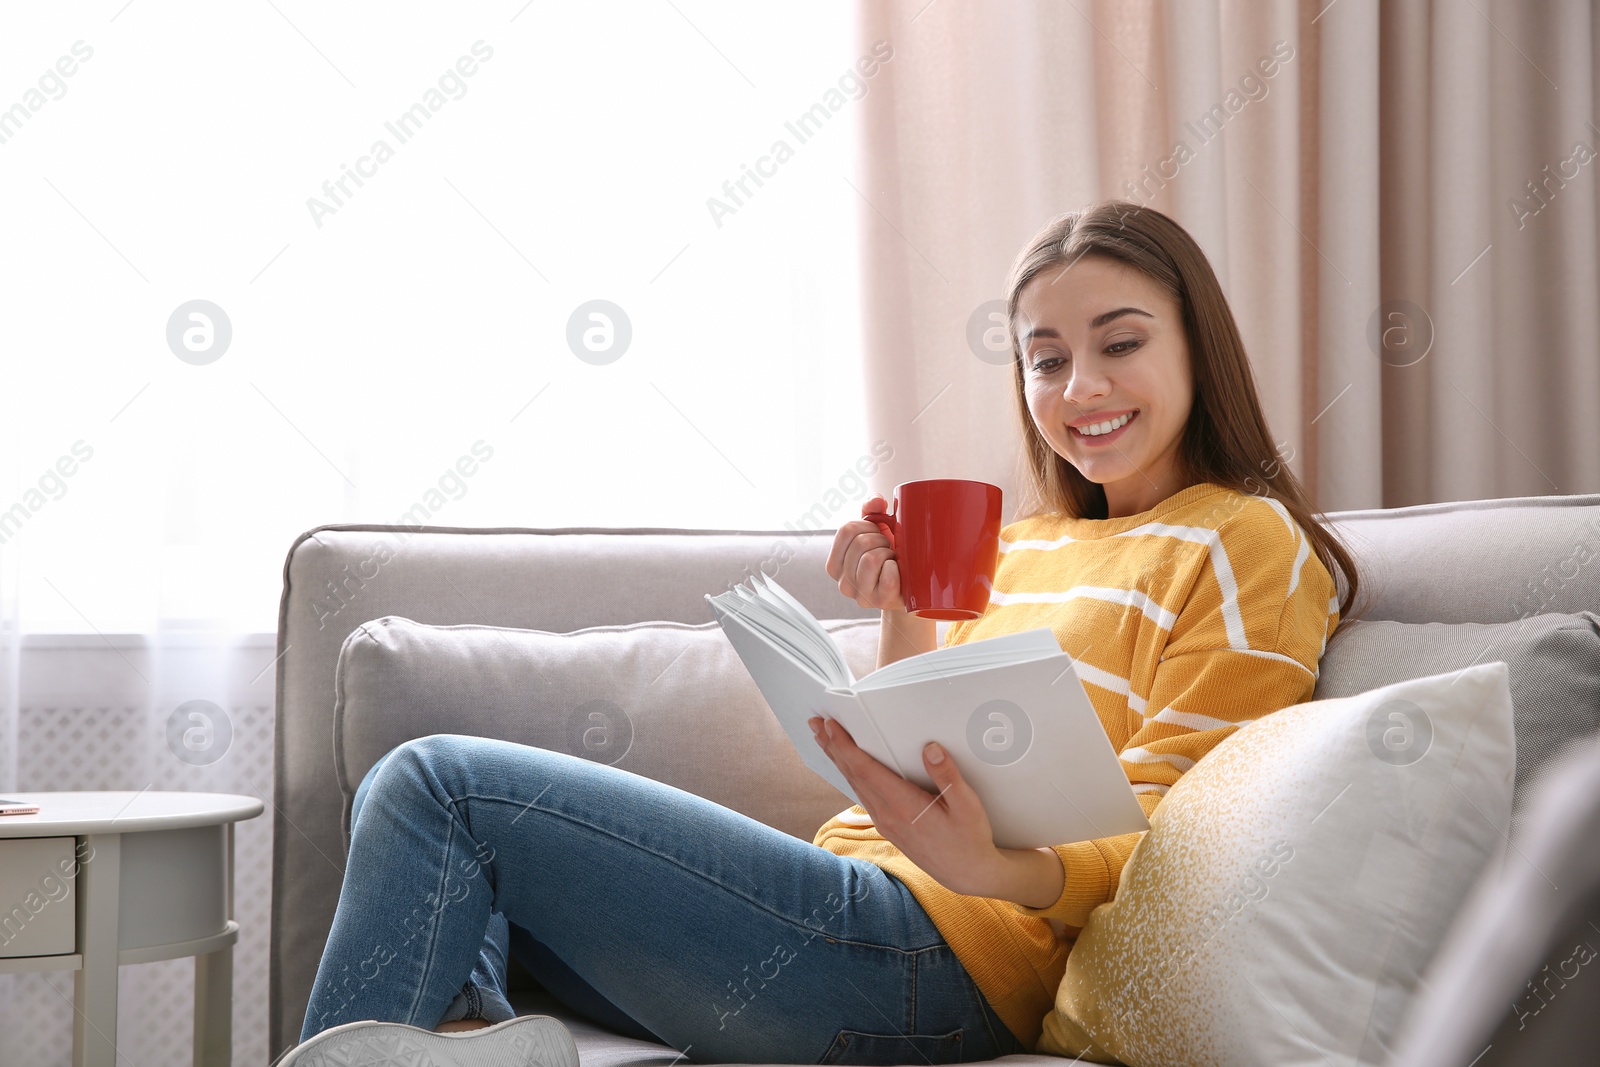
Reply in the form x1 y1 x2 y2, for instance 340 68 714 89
853 0 1600 518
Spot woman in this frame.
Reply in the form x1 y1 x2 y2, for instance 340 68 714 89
281 200 1360 1066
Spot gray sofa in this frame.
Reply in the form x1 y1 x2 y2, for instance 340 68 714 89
270 493 1600 1065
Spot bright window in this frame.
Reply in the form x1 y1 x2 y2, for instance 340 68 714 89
0 1 871 634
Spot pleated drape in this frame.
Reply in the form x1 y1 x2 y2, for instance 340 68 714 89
853 0 1600 517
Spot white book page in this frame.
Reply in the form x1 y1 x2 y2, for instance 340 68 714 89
854 628 1065 690
854 654 1149 849
712 578 852 689
756 572 856 685
708 605 865 799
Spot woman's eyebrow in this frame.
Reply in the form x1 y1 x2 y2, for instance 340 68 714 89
1090 306 1153 328
1019 306 1153 345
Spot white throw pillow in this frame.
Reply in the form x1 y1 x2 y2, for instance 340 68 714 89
1037 661 1516 1067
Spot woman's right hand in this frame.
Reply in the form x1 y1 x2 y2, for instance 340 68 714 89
827 495 906 612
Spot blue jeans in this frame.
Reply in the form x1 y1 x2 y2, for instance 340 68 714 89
301 734 1028 1064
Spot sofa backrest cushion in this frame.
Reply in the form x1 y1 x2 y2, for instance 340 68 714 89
1312 612 1600 821
334 614 881 847
1317 493 1600 623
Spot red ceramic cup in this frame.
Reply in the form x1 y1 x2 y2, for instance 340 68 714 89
863 479 1002 620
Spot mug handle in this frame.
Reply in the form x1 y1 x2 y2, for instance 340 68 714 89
862 509 897 548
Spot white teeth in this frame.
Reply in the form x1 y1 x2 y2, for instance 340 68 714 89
1075 411 1134 436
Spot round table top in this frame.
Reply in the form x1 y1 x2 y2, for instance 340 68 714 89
0 791 264 838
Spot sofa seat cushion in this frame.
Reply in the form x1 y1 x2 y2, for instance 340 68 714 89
333 614 879 848
503 986 1069 1067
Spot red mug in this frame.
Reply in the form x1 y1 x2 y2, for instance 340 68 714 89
863 479 1002 620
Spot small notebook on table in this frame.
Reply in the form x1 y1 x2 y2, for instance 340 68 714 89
704 573 1148 850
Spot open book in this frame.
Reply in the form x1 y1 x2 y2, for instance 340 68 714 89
705 573 1149 850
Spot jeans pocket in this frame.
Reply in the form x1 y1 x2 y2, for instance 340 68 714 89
817 1027 968 1065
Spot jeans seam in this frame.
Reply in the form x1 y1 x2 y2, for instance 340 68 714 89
907 946 918 1037
406 813 460 1026
438 790 921 954
967 977 1006 1054
917 945 993 1049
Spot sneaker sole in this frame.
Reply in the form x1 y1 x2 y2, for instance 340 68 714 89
281 1013 581 1067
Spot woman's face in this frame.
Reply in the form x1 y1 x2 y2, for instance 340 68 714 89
1016 254 1195 518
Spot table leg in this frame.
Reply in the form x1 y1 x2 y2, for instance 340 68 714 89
194 947 233 1066
193 818 236 1066
72 832 121 1067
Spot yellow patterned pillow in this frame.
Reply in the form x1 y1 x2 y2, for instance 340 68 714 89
1037 662 1515 1067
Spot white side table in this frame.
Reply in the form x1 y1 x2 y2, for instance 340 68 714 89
0 791 264 1067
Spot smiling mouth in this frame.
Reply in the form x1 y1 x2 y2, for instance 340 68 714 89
1071 410 1138 442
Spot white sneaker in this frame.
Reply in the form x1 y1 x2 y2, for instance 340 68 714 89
274 1013 580 1067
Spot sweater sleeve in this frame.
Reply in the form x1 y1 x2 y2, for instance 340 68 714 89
1008 503 1339 926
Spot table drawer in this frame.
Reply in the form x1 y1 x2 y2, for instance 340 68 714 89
0 836 78 958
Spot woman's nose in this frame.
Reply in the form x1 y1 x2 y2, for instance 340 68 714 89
1062 365 1110 404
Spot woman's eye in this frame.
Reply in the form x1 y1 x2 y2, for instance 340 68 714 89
1031 340 1140 369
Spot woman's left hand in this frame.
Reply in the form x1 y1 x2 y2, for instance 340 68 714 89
808 715 1007 898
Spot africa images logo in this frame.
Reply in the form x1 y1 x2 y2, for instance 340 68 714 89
966 699 1033 767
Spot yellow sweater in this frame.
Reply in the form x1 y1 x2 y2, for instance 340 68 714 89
812 482 1340 1050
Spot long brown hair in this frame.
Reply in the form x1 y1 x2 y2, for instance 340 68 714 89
1004 200 1363 622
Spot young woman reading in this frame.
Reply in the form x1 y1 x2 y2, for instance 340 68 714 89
281 201 1359 1067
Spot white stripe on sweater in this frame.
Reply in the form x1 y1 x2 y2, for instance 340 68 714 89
1001 501 1314 655
1073 661 1149 714
1112 521 1249 651
1001 534 1079 552
1147 706 1254 731
1262 496 1314 598
988 585 1178 632
1262 497 1297 537
1119 746 1197 771
1262 498 1314 617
